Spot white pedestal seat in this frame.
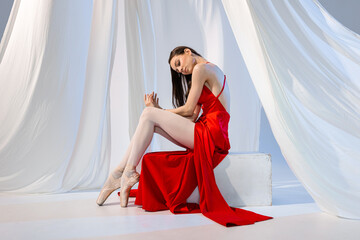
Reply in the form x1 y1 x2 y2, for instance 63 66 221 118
186 153 272 207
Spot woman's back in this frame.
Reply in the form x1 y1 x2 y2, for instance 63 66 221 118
202 62 230 113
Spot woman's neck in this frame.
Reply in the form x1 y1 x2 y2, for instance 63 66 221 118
194 56 207 65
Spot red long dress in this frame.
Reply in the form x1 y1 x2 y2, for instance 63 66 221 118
126 75 272 227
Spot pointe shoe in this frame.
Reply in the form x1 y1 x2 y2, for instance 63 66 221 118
96 171 123 206
120 170 140 208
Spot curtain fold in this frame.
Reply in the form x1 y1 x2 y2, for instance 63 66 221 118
0 0 117 193
222 0 360 219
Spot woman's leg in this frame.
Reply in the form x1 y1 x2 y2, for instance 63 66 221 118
154 126 189 149
98 107 194 206
112 140 132 178
119 107 195 207
125 107 194 170
113 119 189 177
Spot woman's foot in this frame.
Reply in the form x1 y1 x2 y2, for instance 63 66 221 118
96 171 123 206
120 169 140 207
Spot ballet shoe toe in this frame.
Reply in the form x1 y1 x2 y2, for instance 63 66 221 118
120 170 140 208
96 172 123 206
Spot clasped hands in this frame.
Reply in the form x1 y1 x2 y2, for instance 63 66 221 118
144 91 161 109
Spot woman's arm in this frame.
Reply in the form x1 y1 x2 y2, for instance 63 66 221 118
145 92 200 122
167 64 208 117
184 104 201 122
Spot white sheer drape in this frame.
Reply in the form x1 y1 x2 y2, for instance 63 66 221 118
122 0 261 153
0 0 117 193
222 0 360 219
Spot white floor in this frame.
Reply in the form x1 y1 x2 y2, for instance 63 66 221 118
1 178 359 240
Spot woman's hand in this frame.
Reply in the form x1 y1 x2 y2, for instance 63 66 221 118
144 91 161 108
185 113 198 122
186 104 201 122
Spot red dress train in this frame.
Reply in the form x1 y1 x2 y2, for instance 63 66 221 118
125 75 272 227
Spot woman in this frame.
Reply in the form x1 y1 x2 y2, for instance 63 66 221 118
96 46 272 226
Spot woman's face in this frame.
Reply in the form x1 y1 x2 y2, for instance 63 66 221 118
169 49 195 75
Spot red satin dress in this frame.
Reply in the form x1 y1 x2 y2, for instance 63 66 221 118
126 73 273 227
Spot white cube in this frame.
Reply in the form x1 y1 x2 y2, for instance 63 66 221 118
186 153 272 207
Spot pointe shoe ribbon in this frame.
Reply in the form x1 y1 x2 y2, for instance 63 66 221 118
96 172 123 206
120 170 140 208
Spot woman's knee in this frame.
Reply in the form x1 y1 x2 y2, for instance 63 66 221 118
140 107 158 122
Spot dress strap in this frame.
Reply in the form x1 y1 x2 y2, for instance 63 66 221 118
216 75 226 98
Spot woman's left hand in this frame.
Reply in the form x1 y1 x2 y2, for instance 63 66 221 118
144 91 160 108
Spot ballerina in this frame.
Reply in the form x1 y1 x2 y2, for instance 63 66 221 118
96 46 229 207
96 46 273 227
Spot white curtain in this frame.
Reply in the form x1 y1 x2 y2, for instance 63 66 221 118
122 0 261 153
0 0 117 193
222 0 360 219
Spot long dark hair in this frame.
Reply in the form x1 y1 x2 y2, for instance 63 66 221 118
168 46 202 108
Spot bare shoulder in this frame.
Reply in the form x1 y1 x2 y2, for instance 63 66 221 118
193 62 223 81
192 62 210 77
192 62 219 81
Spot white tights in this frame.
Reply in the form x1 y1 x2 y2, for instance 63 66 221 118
113 107 195 175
